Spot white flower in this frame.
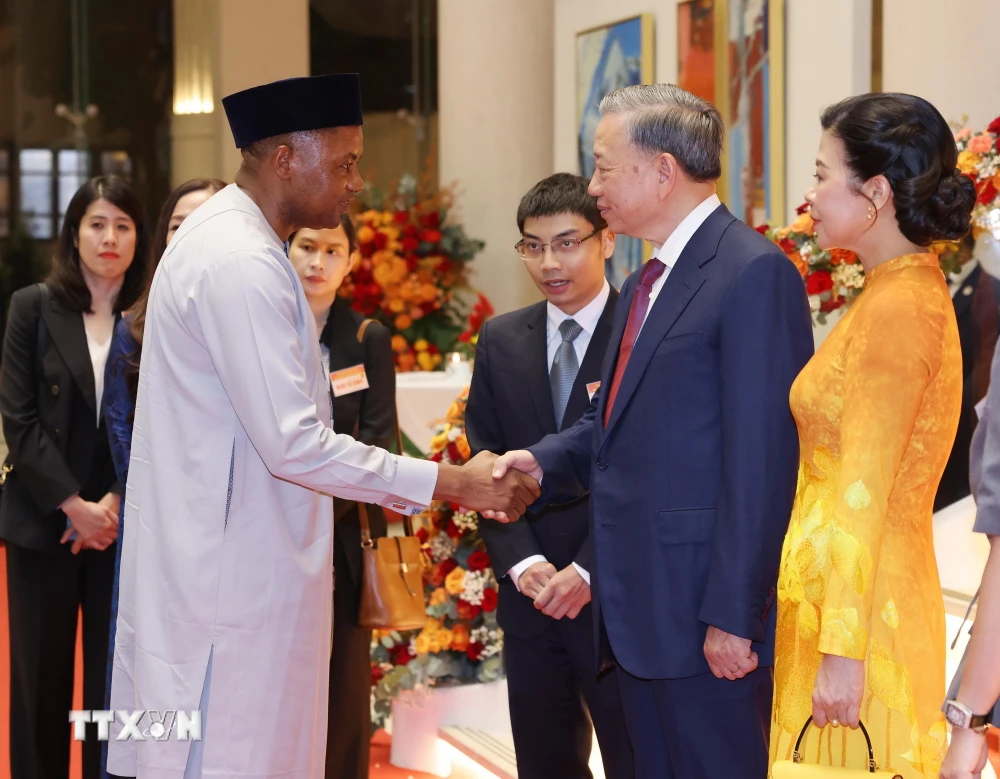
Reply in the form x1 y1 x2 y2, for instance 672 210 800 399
427 532 456 563
447 426 462 442
461 570 490 605
452 510 478 531
832 262 865 291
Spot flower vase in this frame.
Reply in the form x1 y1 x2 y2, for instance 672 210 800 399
389 689 450 777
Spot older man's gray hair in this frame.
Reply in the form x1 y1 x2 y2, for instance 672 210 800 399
599 84 724 182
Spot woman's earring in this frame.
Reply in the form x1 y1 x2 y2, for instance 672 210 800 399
867 206 875 220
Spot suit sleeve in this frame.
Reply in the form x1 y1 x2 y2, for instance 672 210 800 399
356 322 396 451
103 317 136 489
465 321 546 575
698 250 813 643
192 249 438 514
0 286 80 514
973 340 1000 537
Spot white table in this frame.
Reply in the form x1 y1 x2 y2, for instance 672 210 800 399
395 370 472 454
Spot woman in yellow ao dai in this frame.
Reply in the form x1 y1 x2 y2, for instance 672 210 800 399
769 93 978 779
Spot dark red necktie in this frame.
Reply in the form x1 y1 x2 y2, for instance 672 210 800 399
603 258 667 427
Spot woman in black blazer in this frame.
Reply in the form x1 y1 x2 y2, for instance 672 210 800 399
0 176 149 779
287 215 396 779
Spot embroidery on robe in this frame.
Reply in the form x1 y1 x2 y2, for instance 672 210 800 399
225 440 234 528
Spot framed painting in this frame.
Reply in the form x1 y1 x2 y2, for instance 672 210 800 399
576 14 655 288
713 0 785 228
677 0 715 103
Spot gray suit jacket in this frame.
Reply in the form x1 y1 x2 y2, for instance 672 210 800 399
970 338 1000 536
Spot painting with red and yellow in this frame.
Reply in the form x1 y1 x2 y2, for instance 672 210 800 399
677 0 715 103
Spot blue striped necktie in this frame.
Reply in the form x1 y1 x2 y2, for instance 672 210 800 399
550 319 583 429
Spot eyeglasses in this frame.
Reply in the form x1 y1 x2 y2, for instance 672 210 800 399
515 228 602 261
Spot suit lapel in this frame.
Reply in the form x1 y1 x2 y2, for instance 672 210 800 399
562 288 618 429
41 292 96 413
952 264 981 321
522 303 558 435
601 205 734 440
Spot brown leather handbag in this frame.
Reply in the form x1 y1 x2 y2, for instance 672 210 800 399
353 318 427 631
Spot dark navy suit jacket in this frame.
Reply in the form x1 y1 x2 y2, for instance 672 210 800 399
466 289 618 639
528 204 814 680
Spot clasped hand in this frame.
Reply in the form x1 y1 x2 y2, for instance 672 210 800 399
60 493 119 554
518 561 591 620
704 625 758 680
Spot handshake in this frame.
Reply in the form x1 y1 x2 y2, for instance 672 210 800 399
434 450 544 523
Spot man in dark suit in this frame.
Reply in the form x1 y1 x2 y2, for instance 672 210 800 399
936 253 1000 510
466 173 633 779
489 85 814 777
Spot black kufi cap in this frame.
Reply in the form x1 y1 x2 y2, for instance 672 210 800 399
221 73 363 149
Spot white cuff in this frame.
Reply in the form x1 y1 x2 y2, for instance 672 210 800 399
508 555 548 593
380 455 439 515
572 562 590 585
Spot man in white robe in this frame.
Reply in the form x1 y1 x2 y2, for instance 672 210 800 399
106 74 537 779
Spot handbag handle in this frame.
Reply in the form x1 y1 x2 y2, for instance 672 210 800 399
355 318 411 547
792 717 878 773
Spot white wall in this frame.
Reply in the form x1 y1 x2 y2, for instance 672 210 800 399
438 0 555 315
554 0 872 228
883 0 1000 132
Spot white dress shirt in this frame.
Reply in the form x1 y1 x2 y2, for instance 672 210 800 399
507 280 611 592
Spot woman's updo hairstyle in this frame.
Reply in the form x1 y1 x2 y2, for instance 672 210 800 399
820 93 976 246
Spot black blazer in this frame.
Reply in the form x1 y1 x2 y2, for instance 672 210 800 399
465 288 619 639
936 263 1000 510
0 283 121 551
322 297 396 597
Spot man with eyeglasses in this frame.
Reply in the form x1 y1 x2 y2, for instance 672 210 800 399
465 173 633 778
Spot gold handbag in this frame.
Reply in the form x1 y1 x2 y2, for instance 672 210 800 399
351 318 427 631
772 717 903 778
356 506 427 630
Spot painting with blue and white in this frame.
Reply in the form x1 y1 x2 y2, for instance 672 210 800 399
577 16 646 289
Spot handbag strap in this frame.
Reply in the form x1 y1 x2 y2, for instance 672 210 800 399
792 716 877 772
355 318 411 543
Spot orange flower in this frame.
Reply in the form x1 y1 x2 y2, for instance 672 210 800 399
417 352 437 371
395 314 413 330
788 252 808 278
454 434 471 461
450 624 470 652
390 335 409 353
828 248 857 265
397 352 417 371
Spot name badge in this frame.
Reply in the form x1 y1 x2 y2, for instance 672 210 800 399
587 381 601 401
330 364 369 397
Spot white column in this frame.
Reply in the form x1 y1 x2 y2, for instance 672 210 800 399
438 0 555 316
171 0 309 186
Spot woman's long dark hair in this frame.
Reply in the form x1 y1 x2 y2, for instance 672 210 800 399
125 178 226 403
46 175 151 313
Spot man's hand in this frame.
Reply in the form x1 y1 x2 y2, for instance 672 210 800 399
534 565 591 620
704 626 758 681
939 726 989 779
517 561 556 599
434 451 540 522
480 450 544 521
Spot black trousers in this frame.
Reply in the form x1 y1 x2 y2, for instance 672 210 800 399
324 536 373 779
503 603 635 779
615 663 773 779
7 541 116 779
